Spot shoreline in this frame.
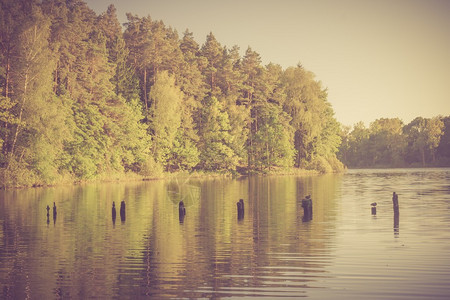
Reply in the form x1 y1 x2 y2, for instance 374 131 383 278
0 167 325 190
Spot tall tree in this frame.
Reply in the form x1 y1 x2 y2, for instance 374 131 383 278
123 14 153 110
124 15 184 111
0 1 74 186
7 4 54 163
343 121 370 167
200 32 223 95
404 117 444 166
282 65 336 169
253 103 295 171
0 0 23 163
97 4 138 101
436 116 450 164
240 47 265 169
178 29 206 101
367 118 405 166
218 45 248 166
149 71 184 167
198 96 238 171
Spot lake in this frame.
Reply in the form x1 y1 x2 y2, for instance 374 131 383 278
1 168 450 299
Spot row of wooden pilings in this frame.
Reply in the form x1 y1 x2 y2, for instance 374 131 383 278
112 193 399 225
48 193 400 226
46 202 57 224
177 197 313 223
177 199 246 223
112 200 126 224
370 192 400 215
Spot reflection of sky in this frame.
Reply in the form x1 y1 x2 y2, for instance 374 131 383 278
166 181 201 206
1 170 450 298
316 168 450 299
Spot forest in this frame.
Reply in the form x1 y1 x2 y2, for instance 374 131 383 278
0 1 448 189
0 0 345 188
339 116 450 168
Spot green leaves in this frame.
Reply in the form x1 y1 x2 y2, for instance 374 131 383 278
198 97 238 171
253 104 296 171
0 0 352 187
340 116 446 168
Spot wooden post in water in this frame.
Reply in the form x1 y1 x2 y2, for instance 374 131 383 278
52 202 57 224
237 199 245 220
112 202 116 224
301 195 313 222
179 201 186 223
46 205 50 224
120 200 126 222
392 192 399 215
394 212 400 236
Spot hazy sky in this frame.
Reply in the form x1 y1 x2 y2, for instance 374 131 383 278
85 0 450 127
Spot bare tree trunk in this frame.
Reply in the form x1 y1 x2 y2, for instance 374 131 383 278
143 68 148 110
248 119 253 170
4 57 11 98
8 70 29 167
7 24 39 168
53 60 58 93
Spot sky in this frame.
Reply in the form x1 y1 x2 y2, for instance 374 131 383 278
85 0 450 127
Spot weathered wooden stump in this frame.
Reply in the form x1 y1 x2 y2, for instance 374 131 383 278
120 200 126 222
392 192 399 215
371 202 377 215
52 202 57 223
179 201 186 223
394 212 400 236
301 195 313 222
46 205 50 224
112 202 117 223
237 199 245 220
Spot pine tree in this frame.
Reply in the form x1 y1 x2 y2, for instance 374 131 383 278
97 4 138 101
200 32 223 95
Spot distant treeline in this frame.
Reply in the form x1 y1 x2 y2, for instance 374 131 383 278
0 1 343 188
338 116 450 168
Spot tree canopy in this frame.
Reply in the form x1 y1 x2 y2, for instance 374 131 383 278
339 116 448 168
1 0 346 187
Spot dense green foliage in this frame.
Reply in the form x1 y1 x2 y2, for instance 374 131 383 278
339 116 450 168
0 0 343 187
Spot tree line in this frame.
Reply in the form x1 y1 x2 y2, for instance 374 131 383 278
338 116 450 168
0 0 343 187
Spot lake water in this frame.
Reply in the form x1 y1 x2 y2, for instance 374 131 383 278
1 168 450 299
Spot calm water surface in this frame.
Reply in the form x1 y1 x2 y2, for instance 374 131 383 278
1 168 450 299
